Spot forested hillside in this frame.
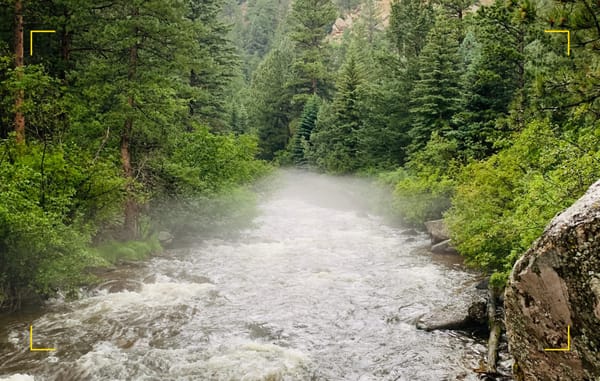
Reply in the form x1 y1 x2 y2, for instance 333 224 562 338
233 0 599 287
0 0 598 311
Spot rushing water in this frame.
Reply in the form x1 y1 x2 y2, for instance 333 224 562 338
1 171 491 381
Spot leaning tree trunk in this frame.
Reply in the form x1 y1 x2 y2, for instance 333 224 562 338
14 0 25 145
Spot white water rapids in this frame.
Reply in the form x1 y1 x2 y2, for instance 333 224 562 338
1 171 489 380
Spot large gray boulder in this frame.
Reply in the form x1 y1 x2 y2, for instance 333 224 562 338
424 219 450 244
504 180 600 381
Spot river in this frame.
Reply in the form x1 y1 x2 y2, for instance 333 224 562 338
1 170 491 380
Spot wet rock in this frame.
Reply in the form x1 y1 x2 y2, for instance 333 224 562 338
430 239 459 255
424 219 450 244
475 277 490 290
504 180 600 381
158 231 174 246
417 297 487 331
401 228 419 236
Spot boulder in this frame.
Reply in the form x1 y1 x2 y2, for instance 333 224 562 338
417 298 487 331
424 219 450 244
430 239 459 255
504 180 600 381
158 230 174 245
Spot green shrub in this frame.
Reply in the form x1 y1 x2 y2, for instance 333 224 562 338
92 237 162 264
382 133 459 226
445 120 600 285
0 139 123 306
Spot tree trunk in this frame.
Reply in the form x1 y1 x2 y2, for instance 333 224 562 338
121 10 139 239
486 287 502 373
14 0 25 145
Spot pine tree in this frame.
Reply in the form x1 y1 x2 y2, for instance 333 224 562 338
188 0 239 131
292 95 319 165
69 0 199 238
409 14 463 151
388 0 434 59
287 0 337 103
310 49 366 172
249 40 296 160
453 0 538 158
13 0 24 145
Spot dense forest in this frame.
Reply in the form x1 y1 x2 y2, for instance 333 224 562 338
0 0 598 312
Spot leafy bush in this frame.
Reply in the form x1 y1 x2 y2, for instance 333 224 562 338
0 139 123 307
445 120 600 287
382 133 459 226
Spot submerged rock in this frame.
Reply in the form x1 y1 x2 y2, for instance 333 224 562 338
504 180 600 381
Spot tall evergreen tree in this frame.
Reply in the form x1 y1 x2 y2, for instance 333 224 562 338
409 14 463 151
188 0 239 131
292 94 319 165
69 0 199 238
388 0 434 60
310 49 366 172
13 0 24 145
249 41 296 160
452 0 538 158
287 0 337 103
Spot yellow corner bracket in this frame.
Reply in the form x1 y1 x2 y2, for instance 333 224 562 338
544 325 570 352
544 30 570 56
30 30 56 56
29 325 55 352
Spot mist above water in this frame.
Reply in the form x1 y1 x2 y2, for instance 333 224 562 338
1 170 485 381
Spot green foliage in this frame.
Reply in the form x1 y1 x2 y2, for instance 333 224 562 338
0 0 271 310
382 133 459 226
250 41 296 160
292 95 320 166
446 120 600 283
159 125 270 197
92 237 162 264
287 0 337 102
309 49 367 173
0 138 123 303
409 14 462 151
388 0 434 59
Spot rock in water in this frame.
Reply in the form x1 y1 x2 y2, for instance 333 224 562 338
424 219 450 244
504 180 600 381
158 230 174 245
430 239 459 255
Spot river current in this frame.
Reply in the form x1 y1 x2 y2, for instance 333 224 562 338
1 171 489 380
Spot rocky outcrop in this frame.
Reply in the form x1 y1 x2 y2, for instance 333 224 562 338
504 180 600 381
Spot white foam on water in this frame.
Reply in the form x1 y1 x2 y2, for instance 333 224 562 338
0 375 35 381
73 281 216 314
202 342 313 381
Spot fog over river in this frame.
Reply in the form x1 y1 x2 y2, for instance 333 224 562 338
1 170 489 380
